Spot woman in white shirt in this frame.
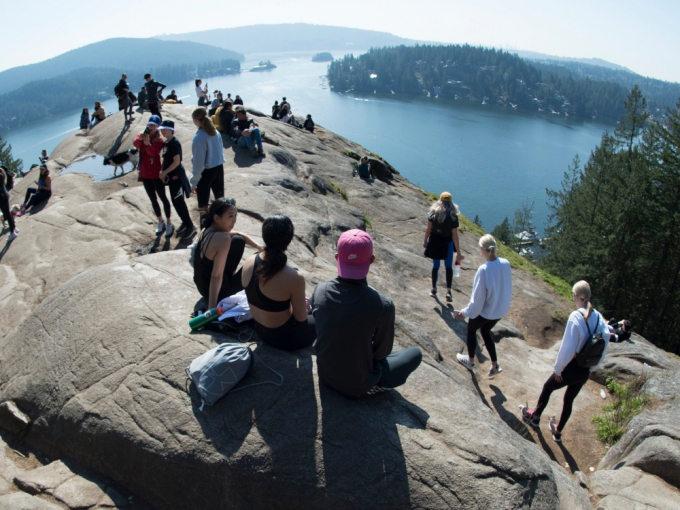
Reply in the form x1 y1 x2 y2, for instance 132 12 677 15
195 79 208 106
521 280 610 442
454 234 512 376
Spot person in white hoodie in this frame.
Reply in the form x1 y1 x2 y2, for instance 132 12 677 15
521 280 610 442
454 234 513 376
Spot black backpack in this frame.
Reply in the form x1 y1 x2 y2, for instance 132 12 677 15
576 311 607 368
4 169 14 191
114 82 124 97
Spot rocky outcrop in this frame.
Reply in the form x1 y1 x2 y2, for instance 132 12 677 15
0 106 678 508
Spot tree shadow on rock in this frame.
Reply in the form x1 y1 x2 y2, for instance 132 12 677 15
191 345 321 507
318 381 429 509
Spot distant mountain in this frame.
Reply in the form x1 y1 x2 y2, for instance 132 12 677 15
515 50 632 73
0 38 244 95
155 23 419 55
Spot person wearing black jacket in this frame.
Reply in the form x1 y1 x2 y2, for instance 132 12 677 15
144 73 166 119
230 108 264 157
116 73 134 122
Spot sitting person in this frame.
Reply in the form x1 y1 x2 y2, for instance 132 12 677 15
357 156 374 179
80 108 90 129
20 164 52 214
209 92 223 116
137 87 148 111
212 100 234 134
271 100 280 119
303 114 315 133
240 215 316 351
311 229 423 397
166 90 181 103
607 318 632 342
233 95 243 105
193 198 262 310
277 103 295 125
91 102 106 126
231 107 264 158
39 149 49 164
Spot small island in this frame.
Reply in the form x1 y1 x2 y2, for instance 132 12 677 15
250 60 277 72
312 52 334 63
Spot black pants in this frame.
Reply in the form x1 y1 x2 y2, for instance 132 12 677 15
255 315 316 351
1 195 15 232
534 358 590 432
378 347 423 388
167 174 192 226
141 178 171 219
196 164 225 209
467 315 499 362
148 102 161 119
24 188 51 209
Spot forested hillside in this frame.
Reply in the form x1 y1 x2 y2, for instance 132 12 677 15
0 59 240 131
328 45 680 121
541 86 680 353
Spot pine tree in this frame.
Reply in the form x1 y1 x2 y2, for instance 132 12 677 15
0 134 23 175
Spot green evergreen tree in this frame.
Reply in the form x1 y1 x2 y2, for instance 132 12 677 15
0 134 22 175
491 217 513 246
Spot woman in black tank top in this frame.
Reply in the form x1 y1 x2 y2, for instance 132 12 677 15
193 199 262 309
241 215 316 351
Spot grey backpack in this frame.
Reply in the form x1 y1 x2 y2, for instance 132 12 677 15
186 343 283 411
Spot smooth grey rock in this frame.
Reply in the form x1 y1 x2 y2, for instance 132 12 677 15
592 467 680 510
574 470 589 489
53 475 107 509
0 477 9 496
599 401 680 489
590 467 642 497
0 401 31 434
0 492 63 510
490 321 525 342
395 316 442 361
642 368 680 401
14 460 75 494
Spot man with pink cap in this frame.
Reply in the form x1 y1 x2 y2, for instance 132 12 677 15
310 229 422 397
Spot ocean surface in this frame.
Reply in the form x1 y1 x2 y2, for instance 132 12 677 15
3 50 611 234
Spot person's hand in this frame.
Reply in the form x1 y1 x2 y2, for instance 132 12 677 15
306 297 312 314
242 129 251 136
191 187 196 194
423 241 428 249
453 310 464 319
554 373 563 383
159 171 167 182
143 134 150 145
456 252 463 263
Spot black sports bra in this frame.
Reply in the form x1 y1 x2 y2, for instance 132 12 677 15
244 254 291 312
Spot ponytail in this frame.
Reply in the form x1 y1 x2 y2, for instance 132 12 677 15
256 215 295 283
572 280 593 319
202 198 235 229
192 107 217 136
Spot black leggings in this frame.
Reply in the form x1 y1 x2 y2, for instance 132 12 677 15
148 102 161 119
1 195 15 232
255 315 316 351
377 347 423 388
196 164 225 209
467 315 499 363
167 174 192 226
534 358 590 432
24 188 51 209
142 178 171 219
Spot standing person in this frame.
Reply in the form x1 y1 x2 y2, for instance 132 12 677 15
158 120 195 239
231 107 264 158
423 192 463 301
21 164 52 214
116 73 134 122
195 79 208 106
311 229 423 397
133 115 174 237
144 73 166 119
190 107 225 229
91 102 106 126
194 198 262 309
521 280 610 442
454 234 512 376
79 108 90 129
0 165 18 240
241 215 315 351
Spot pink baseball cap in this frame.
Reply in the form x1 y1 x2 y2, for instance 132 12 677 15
337 229 373 279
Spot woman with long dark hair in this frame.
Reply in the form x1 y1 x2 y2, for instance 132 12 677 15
521 280 610 442
190 107 225 228
240 215 316 350
423 191 463 301
21 163 51 214
193 198 262 310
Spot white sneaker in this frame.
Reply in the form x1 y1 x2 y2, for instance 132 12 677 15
488 364 503 377
456 353 475 371
165 223 174 237
8 228 19 241
155 220 165 234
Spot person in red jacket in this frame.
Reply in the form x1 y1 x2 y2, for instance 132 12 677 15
133 115 174 236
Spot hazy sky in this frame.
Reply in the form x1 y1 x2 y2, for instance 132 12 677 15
3 0 679 82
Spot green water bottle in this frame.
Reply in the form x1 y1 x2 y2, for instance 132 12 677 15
189 307 224 331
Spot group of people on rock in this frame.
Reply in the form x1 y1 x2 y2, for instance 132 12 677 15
271 97 315 132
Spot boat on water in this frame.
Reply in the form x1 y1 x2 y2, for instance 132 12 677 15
515 230 540 242
250 60 277 72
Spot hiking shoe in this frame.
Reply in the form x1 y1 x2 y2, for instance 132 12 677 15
258 148 265 156
181 224 197 239
366 385 393 396
8 228 19 241
250 147 259 158
488 364 503 377
176 223 189 235
549 420 562 442
165 223 175 237
520 405 540 428
430 289 437 297
446 291 453 302
456 353 475 371
155 220 165 234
